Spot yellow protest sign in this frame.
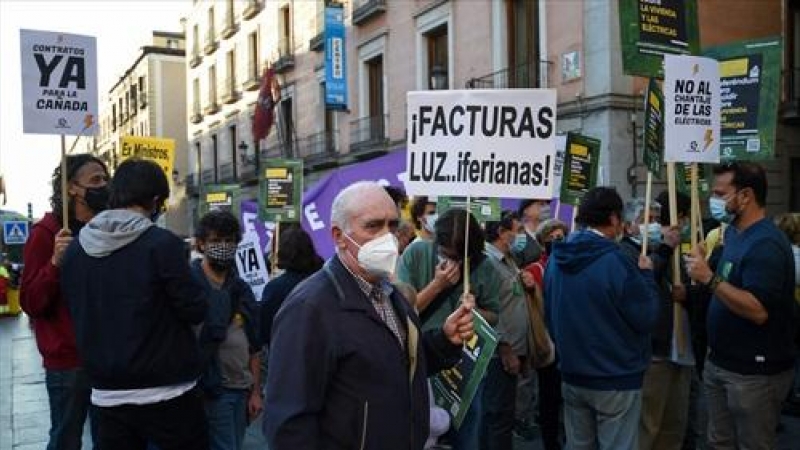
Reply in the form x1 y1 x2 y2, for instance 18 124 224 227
119 136 175 180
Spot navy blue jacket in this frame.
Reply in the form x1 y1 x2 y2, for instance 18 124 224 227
264 255 461 450
62 227 206 390
544 229 660 390
260 269 313 346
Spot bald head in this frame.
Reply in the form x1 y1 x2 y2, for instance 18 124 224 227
331 181 394 233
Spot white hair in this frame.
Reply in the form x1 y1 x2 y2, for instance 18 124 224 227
623 198 662 224
330 181 388 232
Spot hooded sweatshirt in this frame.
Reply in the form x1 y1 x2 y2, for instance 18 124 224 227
544 229 660 390
61 209 207 390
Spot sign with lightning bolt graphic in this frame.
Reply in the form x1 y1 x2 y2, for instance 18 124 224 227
663 54 721 164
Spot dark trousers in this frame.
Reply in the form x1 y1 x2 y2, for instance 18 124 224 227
94 387 209 450
537 361 563 450
45 368 97 450
482 357 517 450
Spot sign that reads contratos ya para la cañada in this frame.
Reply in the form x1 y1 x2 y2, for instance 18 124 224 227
406 90 557 199
20 29 98 136
664 54 721 164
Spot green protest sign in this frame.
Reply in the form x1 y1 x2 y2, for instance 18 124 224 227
258 159 303 222
435 197 501 223
704 37 781 161
200 184 241 218
675 163 710 196
432 313 498 429
619 0 700 78
560 133 601 206
643 78 665 177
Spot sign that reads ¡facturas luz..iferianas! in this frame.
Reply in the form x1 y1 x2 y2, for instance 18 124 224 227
664 54 721 164
406 90 557 199
20 29 98 136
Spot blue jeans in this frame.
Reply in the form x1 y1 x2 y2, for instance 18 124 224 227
45 368 97 450
482 357 516 450
561 383 641 450
205 388 248 450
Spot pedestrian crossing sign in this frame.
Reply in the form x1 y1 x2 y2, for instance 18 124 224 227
3 221 29 245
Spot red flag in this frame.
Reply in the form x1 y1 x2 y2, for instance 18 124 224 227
252 67 280 141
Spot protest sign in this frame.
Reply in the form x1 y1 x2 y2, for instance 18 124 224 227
20 29 98 135
619 0 699 78
643 78 665 177
435 197 501 222
236 232 270 300
406 89 557 199
664 55 720 164
200 184 241 217
675 163 710 196
119 136 175 181
431 313 498 429
560 133 601 206
258 159 303 222
240 200 274 256
704 37 781 161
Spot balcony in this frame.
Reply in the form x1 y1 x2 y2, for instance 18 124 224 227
242 65 260 91
220 13 239 39
218 162 236 183
242 0 263 20
274 37 295 73
190 105 203 124
350 115 388 156
189 51 203 68
220 77 240 104
203 33 218 55
309 9 324 52
782 68 800 124
203 98 219 115
466 60 549 89
352 0 386 26
297 130 339 166
201 168 216 185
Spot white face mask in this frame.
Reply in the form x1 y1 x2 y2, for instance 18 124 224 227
344 232 399 278
423 213 438 234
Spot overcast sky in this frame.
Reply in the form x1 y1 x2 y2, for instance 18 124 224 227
0 0 190 218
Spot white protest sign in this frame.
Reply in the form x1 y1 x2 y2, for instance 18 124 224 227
406 89 557 199
20 29 98 136
664 54 720 163
236 232 270 301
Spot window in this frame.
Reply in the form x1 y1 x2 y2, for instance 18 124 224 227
166 39 179 49
279 5 292 56
208 7 216 41
320 81 335 152
506 0 538 87
131 84 138 111
193 25 200 55
209 65 217 105
212 134 219 183
426 25 448 89
194 142 202 178
229 125 238 179
226 48 236 91
248 31 259 81
366 55 384 139
112 104 117 131
193 78 200 113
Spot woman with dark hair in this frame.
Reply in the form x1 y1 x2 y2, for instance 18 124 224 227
260 224 323 346
21 153 108 450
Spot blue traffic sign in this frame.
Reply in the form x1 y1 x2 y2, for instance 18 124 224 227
3 221 29 245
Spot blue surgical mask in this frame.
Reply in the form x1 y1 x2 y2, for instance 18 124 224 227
709 197 734 224
638 223 663 245
512 234 528 253
539 204 551 221
423 213 438 234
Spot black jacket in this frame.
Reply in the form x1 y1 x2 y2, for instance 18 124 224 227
264 255 461 450
260 269 313 346
62 226 207 390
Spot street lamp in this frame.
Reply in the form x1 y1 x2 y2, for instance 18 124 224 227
430 64 448 90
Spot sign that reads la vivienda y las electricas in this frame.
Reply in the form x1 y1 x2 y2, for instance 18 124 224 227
406 90 557 199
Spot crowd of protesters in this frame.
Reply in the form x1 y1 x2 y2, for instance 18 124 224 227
18 155 799 450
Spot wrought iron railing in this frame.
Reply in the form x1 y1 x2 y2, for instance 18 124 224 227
350 115 388 149
466 60 551 89
297 130 338 158
218 162 235 183
201 168 215 184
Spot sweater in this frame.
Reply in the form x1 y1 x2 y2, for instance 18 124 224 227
20 212 81 370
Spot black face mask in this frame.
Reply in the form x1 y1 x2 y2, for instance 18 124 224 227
81 185 109 213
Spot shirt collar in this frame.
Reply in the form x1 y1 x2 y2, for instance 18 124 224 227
340 256 393 298
485 242 505 261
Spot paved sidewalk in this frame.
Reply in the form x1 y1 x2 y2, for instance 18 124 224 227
2 313 798 450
